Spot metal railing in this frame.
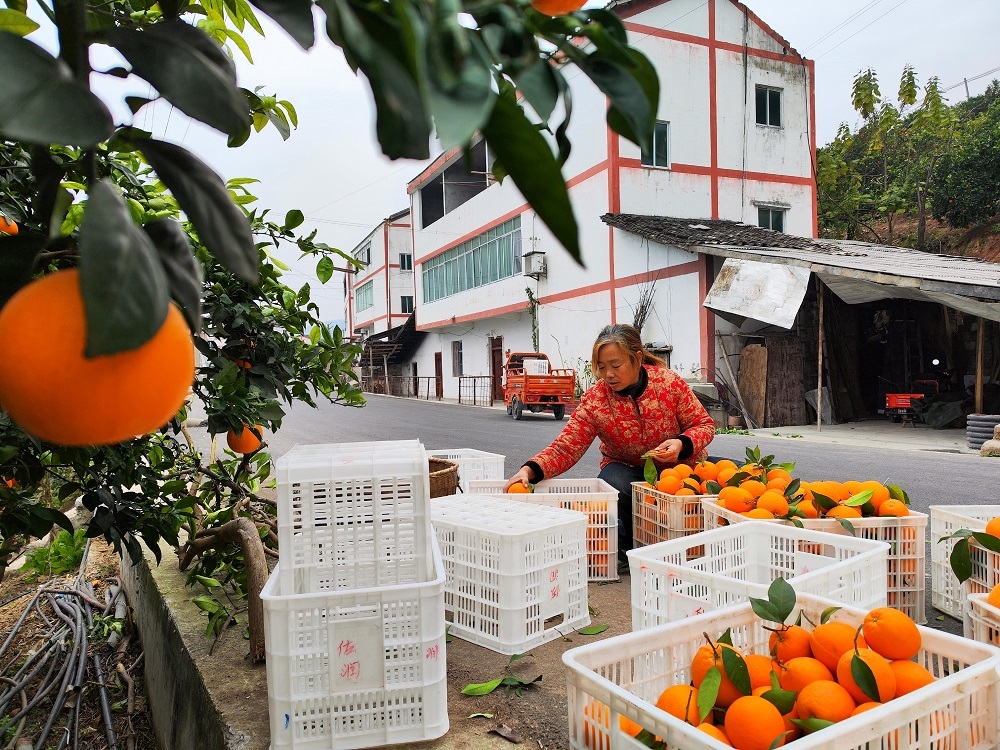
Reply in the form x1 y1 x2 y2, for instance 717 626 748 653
458 375 496 406
361 376 442 400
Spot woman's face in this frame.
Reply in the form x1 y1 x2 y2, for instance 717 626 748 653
596 344 642 392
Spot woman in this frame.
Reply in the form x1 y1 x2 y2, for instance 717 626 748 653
504 324 715 564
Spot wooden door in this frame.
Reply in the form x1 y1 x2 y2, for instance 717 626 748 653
434 352 443 399
489 336 504 401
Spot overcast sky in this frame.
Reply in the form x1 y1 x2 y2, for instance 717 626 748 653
41 0 1000 322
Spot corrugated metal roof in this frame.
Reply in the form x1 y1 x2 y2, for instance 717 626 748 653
602 214 1000 306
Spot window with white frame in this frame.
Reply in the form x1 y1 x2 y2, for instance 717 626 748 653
451 341 463 377
399 253 413 271
755 85 782 127
355 241 371 265
355 280 374 311
757 206 785 232
421 217 522 303
400 295 414 314
641 121 670 168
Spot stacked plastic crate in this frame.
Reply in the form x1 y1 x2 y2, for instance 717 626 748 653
262 440 449 750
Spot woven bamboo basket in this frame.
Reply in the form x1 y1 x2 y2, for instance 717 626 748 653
428 457 459 498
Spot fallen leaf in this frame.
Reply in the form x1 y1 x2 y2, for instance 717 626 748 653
490 724 523 743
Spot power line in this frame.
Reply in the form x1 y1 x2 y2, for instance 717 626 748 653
943 65 1000 92
814 0 913 60
801 0 890 53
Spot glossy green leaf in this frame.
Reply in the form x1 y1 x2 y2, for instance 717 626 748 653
698 665 721 714
749 597 783 624
461 677 504 696
106 20 249 137
482 87 580 263
247 0 315 48
514 59 560 124
950 538 972 583
760 686 797 715
284 209 304 230
717 628 734 646
79 180 169 357
643 456 658 486
706 480 722 494
887 484 910 505
812 492 838 511
837 519 857 536
0 34 114 147
790 717 834 734
195 575 222 588
819 606 841 625
137 138 258 283
142 218 203 333
316 256 334 284
851 653 881 702
767 577 797 623
577 624 609 635
783 478 801 498
720 646 751 697
844 489 875 507
0 8 38 35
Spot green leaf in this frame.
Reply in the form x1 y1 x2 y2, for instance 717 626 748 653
137 138 257 283
316 256 334 284
514 59 560 124
950 538 972 583
837 519 857 536
783 478 801 498
482 86 580 264
509 653 527 663
284 209 305 230
468 713 494 719
720 646 751 697
844 490 875 507
195 575 223 588
850 654 881 702
426 31 495 149
717 628 734 646
643 456 658 487
706 480 722 494
760 686 797 715
698 665 722 714
970 531 1000 553
812 492 837 511
142 218 203 334
767 578 797 623
887 484 910 505
596 49 658 149
461 677 504 696
0 34 114 147
279 99 299 127
577 624 609 635
0 8 38 35
79 180 170 357
191 595 220 613
749 598 783 624
819 606 841 625
790 717 835 734
247 0 315 48
107 20 249 138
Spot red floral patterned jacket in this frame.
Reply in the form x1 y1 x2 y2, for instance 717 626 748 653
529 365 716 478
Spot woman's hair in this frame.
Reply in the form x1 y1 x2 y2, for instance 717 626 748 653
591 324 666 372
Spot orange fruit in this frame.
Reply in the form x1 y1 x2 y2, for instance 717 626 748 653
809 621 867 672
825 505 862 519
0 268 194 446
691 642 746 708
862 607 921 660
656 475 683 494
766 468 792 483
530 0 585 15
769 625 812 662
2 476 17 488
844 480 863 495
985 517 1000 539
673 464 693 479
507 482 532 493
717 466 738 485
878 499 909 517
675 487 697 496
697 723 731 745
756 491 789 517
719 486 754 513
794 679 856 723
775 656 832 693
859 480 890 510
752 686 800 743
851 701 882 716
227 423 264 454
987 583 1000 608
696 461 719 481
888 659 934 696
0 215 18 235
796 501 819 519
724 695 786 750
619 715 643 738
741 480 767 498
744 654 778 690
745 508 774 519
656 684 704 725
836 648 896 704
715 459 738 473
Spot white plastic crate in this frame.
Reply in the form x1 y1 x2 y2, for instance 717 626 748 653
632 482 716 544
466 478 619 581
522 358 549 375
930 504 1000 620
262 540 448 750
967 591 1000 645
702 497 928 624
274 441 433 595
426 448 505 492
563 592 1000 750
431 494 590 654
628 521 888 630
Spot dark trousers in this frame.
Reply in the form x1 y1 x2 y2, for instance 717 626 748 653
597 462 646 558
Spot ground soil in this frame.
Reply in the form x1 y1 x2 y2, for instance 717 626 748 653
0 539 156 750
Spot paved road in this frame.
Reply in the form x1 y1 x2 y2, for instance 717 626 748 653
219 394 1000 514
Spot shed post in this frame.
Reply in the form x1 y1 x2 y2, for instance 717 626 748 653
976 318 985 414
816 281 825 432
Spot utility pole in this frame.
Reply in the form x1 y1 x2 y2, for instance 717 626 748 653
964 78 970 99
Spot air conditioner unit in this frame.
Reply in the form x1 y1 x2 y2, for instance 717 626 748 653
523 250 546 278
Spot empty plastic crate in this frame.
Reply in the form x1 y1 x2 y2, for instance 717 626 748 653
930 504 1000 620
702 496 928 623
563 592 1000 750
466 478 619 581
967 591 1000 645
426 448 505 492
631 481 716 544
431 494 590 654
262 539 448 750
628 521 888 630
274 441 433 595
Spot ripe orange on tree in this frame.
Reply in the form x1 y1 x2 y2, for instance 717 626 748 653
227 424 264 454
530 0 585 15
0 215 18 235
0 268 194 446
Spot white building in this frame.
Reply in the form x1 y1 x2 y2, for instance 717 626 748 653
349 0 816 402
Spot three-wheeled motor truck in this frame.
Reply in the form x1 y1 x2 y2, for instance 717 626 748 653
502 352 576 420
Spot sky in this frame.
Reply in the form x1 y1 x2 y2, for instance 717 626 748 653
29 0 1000 323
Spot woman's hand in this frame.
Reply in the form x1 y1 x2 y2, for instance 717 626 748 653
504 465 535 491
646 438 684 464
